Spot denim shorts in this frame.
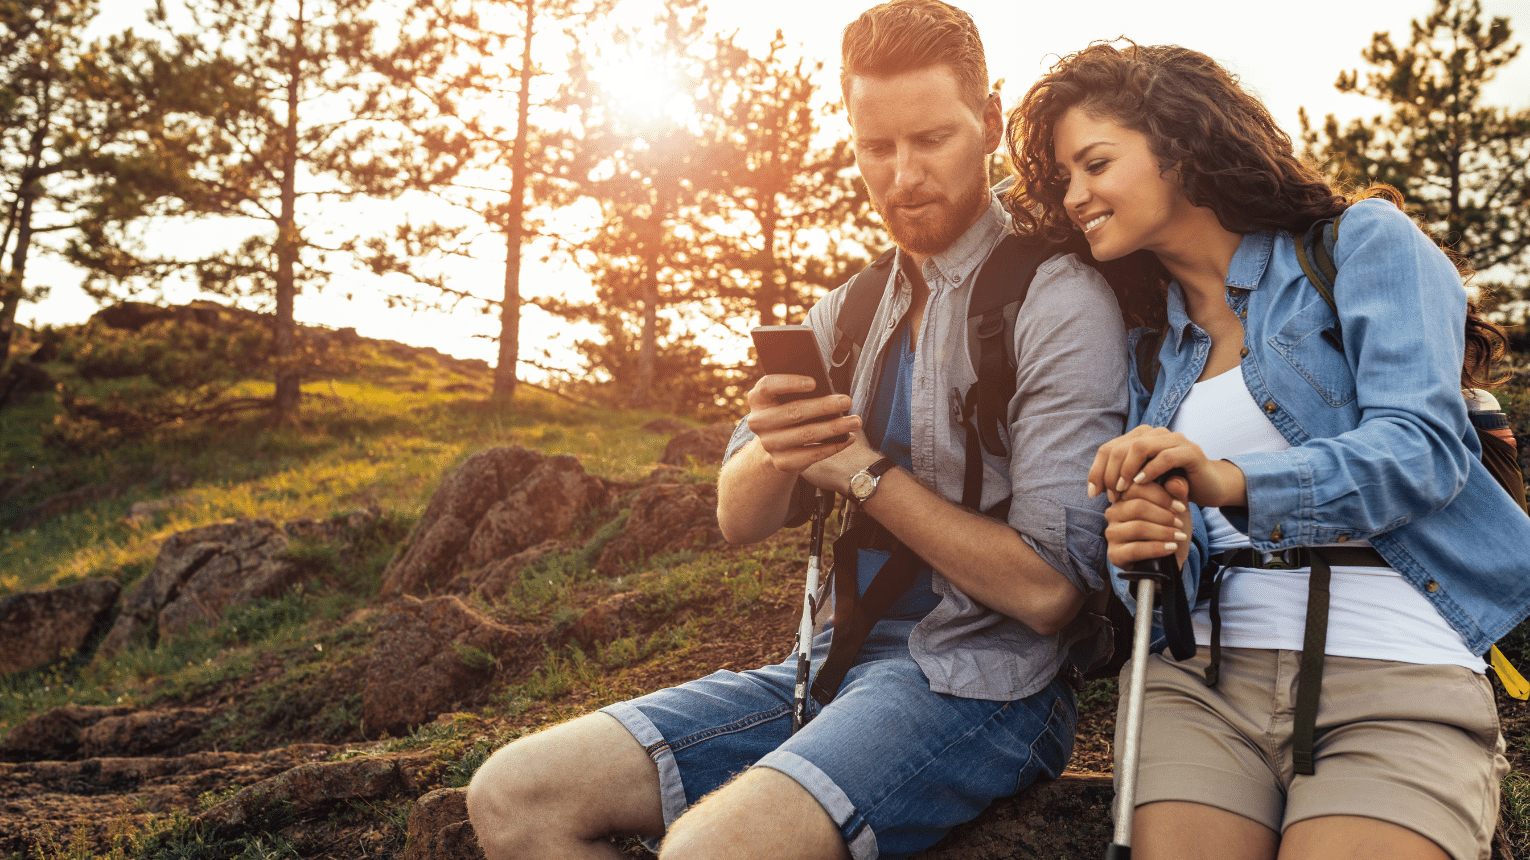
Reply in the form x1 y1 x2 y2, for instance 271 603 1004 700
600 617 1077 860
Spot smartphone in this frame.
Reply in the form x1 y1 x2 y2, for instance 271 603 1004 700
750 324 849 443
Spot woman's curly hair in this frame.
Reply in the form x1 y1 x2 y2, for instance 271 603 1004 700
1004 40 1505 387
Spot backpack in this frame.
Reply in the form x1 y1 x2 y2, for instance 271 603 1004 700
807 232 1120 705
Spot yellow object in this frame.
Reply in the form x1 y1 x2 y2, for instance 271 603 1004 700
1489 646 1529 700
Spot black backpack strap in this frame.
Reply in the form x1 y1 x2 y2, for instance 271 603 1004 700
810 515 925 706
829 248 897 397
952 234 1056 509
1296 215 1346 351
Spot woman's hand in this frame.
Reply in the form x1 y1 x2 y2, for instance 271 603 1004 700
744 374 863 475
1104 477 1192 570
1087 425 1248 509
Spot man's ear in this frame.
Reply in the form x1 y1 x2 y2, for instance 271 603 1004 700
982 91 1002 154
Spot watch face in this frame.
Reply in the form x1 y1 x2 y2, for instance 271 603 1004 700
850 471 874 501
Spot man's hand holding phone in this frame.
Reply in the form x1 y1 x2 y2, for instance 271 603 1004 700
747 325 863 474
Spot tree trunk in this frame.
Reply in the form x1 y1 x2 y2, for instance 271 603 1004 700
493 0 537 403
273 0 305 420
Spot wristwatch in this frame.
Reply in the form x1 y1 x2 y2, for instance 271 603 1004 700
848 457 895 503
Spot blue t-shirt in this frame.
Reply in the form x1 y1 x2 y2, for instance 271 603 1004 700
860 321 940 619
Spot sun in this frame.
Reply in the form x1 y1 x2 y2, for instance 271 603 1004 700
587 50 698 132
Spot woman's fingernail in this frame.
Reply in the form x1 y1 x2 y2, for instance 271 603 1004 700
1115 477 1127 492
1163 542 1178 552
1087 481 1098 498
1174 531 1187 541
1171 500 1188 513
1132 471 1146 484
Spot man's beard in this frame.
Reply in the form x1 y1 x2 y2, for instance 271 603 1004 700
875 175 989 258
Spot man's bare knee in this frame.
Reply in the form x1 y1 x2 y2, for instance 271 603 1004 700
661 767 848 860
467 712 663 860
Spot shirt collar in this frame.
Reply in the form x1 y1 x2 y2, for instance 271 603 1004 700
893 193 1008 289
1163 229 1276 354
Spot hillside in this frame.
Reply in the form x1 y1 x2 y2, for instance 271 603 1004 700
1 302 1528 860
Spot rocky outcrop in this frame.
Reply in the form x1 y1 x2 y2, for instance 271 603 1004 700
362 596 541 737
381 447 617 596
99 510 381 656
595 483 725 576
0 744 339 858
0 579 120 674
0 704 213 761
657 422 735 468
460 456 614 570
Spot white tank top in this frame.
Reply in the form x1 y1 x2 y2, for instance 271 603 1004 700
1168 368 1483 672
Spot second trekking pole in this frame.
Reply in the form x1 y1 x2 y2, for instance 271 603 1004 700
791 488 832 734
1106 468 1190 860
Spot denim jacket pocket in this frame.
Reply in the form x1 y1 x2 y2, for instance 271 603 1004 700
1268 299 1356 408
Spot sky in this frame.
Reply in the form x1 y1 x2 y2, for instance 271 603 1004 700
22 0 1530 372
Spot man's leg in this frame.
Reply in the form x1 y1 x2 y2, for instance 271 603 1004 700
661 767 850 860
466 711 665 860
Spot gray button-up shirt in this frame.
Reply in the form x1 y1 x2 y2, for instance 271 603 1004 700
727 195 1127 700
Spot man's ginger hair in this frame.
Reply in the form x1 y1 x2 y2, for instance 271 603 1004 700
840 0 989 112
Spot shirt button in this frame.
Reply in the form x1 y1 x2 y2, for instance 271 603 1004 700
1264 401 1277 414
1336 533 1350 543
1426 580 1440 593
1240 346 1250 358
1271 524 1284 541
1240 308 1248 320
1228 288 1245 297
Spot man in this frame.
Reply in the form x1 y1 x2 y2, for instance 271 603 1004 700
465 3 1127 858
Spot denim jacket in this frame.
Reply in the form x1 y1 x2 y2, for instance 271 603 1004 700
1115 198 1530 656
727 195 1128 700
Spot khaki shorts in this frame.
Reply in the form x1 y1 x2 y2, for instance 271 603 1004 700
1118 647 1507 860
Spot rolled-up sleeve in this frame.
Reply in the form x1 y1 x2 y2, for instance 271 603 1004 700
1003 254 1129 594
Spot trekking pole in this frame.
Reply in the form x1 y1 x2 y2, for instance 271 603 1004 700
1107 468 1188 860
792 488 832 734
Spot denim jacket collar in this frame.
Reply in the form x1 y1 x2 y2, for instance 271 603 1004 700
1164 230 1276 356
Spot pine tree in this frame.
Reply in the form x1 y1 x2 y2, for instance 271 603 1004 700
1300 0 1530 304
69 0 460 421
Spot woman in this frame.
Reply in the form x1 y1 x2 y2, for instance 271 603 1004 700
1006 42 1530 860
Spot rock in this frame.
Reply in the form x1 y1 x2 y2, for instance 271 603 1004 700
0 705 134 762
460 456 613 571
99 512 379 656
566 592 653 648
362 596 541 737
78 708 214 759
595 483 725 576
123 493 203 528
657 422 735 468
99 519 295 654
406 788 484 860
0 579 120 675
197 756 401 836
448 540 570 603
380 447 547 596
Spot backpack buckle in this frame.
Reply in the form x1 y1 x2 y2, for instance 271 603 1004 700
1259 548 1308 570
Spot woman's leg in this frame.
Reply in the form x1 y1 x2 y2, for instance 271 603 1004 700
1133 800 1278 860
